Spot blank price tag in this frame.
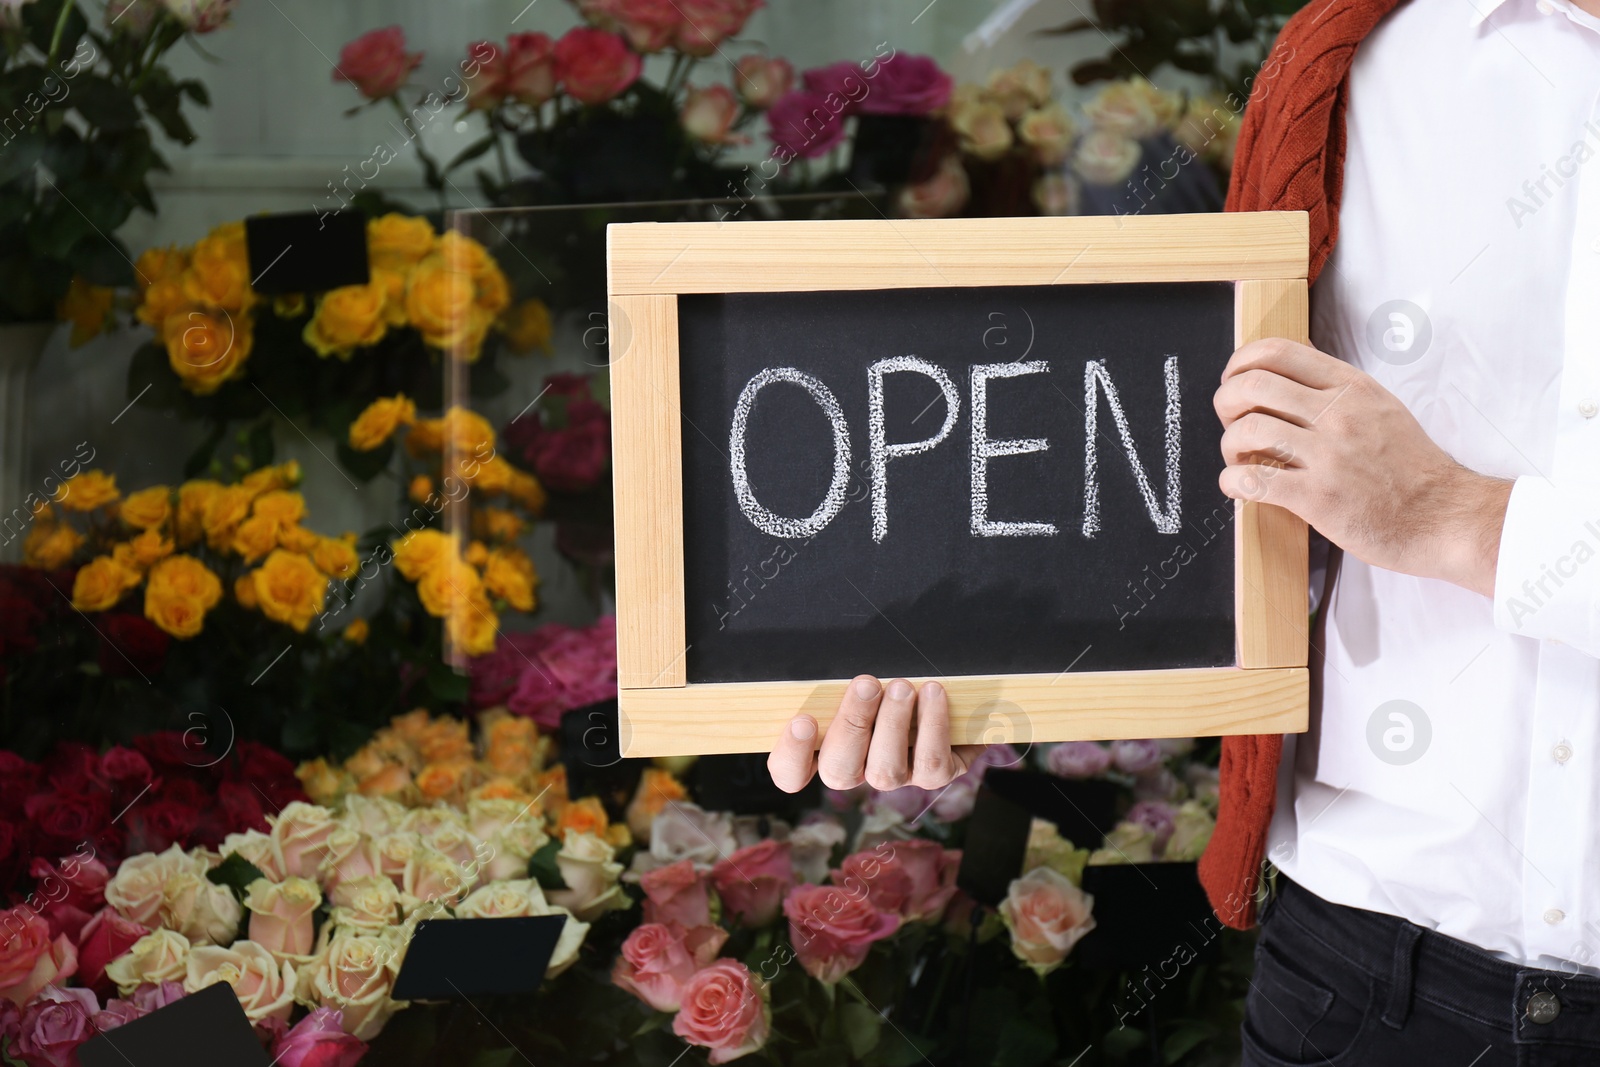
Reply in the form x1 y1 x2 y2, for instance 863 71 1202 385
244 211 369 295
78 982 270 1067
392 915 569 1001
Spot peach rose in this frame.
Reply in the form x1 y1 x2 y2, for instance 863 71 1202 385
949 100 1012 161
0 907 76 1005
733 54 793 109
625 769 688 839
373 832 425 888
1081 77 1173 139
1032 173 1079 217
104 844 197 926
832 839 959 923
161 867 244 946
782 883 899 984
402 848 472 907
271 802 341 880
480 817 551 883
681 85 746 145
547 831 628 921
672 959 770 1064
1073 130 1141 186
295 928 405 1040
711 841 793 927
244 877 322 959
999 867 1095 975
220 830 287 882
640 859 711 930
895 154 970 219
184 939 297 1023
1018 103 1076 166
329 876 405 931
342 795 408 837
105 929 191 995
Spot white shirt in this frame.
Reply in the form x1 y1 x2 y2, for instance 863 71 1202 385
1270 0 1600 969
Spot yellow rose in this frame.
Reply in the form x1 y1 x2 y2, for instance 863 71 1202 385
175 481 221 546
416 555 480 619
278 524 319 553
234 572 258 610
446 587 498 656
405 256 491 360
181 226 255 313
56 470 119 512
23 521 82 569
471 506 524 543
441 407 496 455
372 268 408 327
72 556 142 611
367 213 436 272
408 475 434 505
483 546 537 612
202 485 255 550
128 528 174 568
252 490 305 526
461 454 511 495
507 470 547 515
304 281 388 358
499 298 552 355
344 618 369 644
348 395 416 452
137 278 188 330
144 554 223 638
950 100 1013 161
231 513 280 563
272 293 307 318
57 276 114 347
163 309 252 395
240 461 301 494
404 417 442 456
311 536 358 580
120 485 173 530
251 550 327 633
464 540 488 567
134 245 189 299
391 529 452 581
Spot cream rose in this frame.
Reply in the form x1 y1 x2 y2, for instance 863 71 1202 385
1018 103 1076 167
481 817 550 882
270 802 341 879
330 875 405 931
373 831 425 888
220 830 286 882
896 155 970 220
342 794 408 836
1081 78 1176 139
105 929 191 995
999 867 1095 976
1032 174 1079 217
296 927 406 1040
104 844 197 926
547 831 629 921
161 868 244 946
1073 130 1141 186
244 877 322 959
402 847 471 907
184 939 297 1023
466 797 536 841
949 100 1013 162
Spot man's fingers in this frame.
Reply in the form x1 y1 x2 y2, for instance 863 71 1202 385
910 681 956 789
817 675 883 789
768 715 819 793
865 679 917 790
1214 369 1326 428
1219 462 1306 508
1222 338 1349 390
1220 412 1312 468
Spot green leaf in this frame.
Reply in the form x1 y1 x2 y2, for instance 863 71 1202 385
69 234 135 287
180 80 211 107
245 420 276 469
72 76 141 132
207 852 267 901
0 130 47 185
528 838 569 891
184 422 228 479
467 1051 516 1067
445 133 497 174
425 660 469 702
127 341 184 412
840 1001 883 1059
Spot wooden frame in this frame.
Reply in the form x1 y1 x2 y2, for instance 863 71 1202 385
609 213 1310 758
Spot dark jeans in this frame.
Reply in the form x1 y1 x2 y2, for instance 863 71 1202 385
1242 876 1600 1067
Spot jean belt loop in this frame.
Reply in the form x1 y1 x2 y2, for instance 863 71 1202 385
1381 923 1423 1029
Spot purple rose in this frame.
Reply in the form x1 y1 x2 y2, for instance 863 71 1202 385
858 53 951 116
1048 742 1112 779
866 785 932 825
1126 800 1176 854
128 981 187 1012
767 90 849 159
15 986 98 1067
1133 767 1183 804
1110 739 1164 775
930 773 979 822
273 1006 369 1067
91 998 147 1033
972 743 1024 773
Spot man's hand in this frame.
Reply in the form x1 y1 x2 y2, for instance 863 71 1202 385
1214 338 1513 596
767 676 985 793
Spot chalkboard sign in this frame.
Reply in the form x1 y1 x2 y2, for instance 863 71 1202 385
608 214 1311 757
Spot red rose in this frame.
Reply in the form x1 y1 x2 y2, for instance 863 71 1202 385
30 852 109 919
75 907 150 998
0 566 46 659
553 27 641 105
674 0 762 57
0 818 26 892
44 743 99 793
235 740 297 787
0 753 41 815
97 746 154 796
531 416 610 493
125 799 198 855
857 54 951 116
98 614 171 678
332 26 422 100
216 780 268 837
24 791 110 860
134 730 201 771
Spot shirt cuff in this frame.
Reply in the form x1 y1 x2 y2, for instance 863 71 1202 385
1492 475 1600 653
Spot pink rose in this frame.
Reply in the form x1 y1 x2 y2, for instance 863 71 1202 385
1049 741 1113 779
467 33 556 110
859 53 951 116
733 55 792 109
897 154 970 220
273 1006 369 1067
553 28 641 106
801 61 870 106
14 986 97 1067
31 852 109 913
674 0 763 57
782 883 899 984
611 923 701 1011
766 90 849 160
244 878 322 959
91 996 147 1032
999 867 1096 975
681 85 745 146
640 860 711 929
601 0 681 52
269 802 340 880
333 26 422 101
671 960 769 1064
481 617 618 729
832 840 959 923
97 747 153 795
0 908 76 1006
75 907 150 997
710 840 793 927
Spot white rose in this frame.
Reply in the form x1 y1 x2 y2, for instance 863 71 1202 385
105 929 192 995
547 831 629 921
161 868 244 946
104 844 198 925
631 802 735 875
184 939 297 1023
788 818 847 884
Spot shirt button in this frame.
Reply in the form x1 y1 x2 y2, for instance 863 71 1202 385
1545 908 1566 925
1528 990 1562 1024
1554 742 1574 763
1580 398 1598 418
1537 0 1555 12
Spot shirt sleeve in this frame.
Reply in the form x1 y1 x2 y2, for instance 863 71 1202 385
1492 475 1600 656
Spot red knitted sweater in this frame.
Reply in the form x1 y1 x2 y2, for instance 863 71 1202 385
1197 0 1406 929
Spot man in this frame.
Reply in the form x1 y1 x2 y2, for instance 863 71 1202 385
769 0 1600 1060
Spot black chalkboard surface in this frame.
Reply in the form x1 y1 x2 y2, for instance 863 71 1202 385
677 282 1236 684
